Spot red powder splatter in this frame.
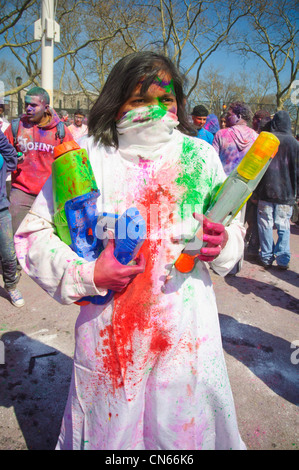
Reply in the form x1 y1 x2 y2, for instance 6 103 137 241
183 417 195 431
98 183 176 394
96 325 124 391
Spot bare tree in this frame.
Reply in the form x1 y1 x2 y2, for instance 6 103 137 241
3 0 296 111
0 0 41 95
0 0 36 36
147 0 252 97
55 0 149 95
0 0 148 98
229 0 298 110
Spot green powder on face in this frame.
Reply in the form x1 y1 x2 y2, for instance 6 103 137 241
154 77 176 95
123 106 167 123
175 137 214 219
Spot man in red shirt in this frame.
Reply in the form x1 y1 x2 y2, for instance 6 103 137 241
5 87 73 233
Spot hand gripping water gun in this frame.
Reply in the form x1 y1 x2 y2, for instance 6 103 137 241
175 131 280 273
52 140 146 305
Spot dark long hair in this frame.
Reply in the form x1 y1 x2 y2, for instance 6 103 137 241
88 51 196 147
229 101 253 123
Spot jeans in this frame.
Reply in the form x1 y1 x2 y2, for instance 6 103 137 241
257 200 292 267
0 208 19 290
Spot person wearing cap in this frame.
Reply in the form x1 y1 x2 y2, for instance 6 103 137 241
191 105 214 144
5 87 73 234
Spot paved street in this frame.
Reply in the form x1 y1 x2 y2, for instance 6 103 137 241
0 224 298 450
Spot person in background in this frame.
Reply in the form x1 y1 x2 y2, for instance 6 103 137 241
191 105 214 144
5 86 73 234
68 109 88 143
15 51 246 450
219 113 226 129
0 130 24 307
245 110 271 260
204 113 220 138
212 101 258 176
0 104 9 133
255 110 299 269
59 109 70 126
212 101 258 274
0 103 12 198
252 109 271 133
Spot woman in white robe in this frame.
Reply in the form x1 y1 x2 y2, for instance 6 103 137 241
14 52 246 450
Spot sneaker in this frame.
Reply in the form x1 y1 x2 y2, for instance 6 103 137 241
259 259 272 269
7 288 25 308
277 264 289 270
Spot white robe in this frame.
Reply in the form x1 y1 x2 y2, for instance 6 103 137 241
15 129 246 450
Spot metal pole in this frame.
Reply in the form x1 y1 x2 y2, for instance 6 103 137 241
41 0 54 106
35 0 60 107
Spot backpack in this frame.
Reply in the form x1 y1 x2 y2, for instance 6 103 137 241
11 117 66 145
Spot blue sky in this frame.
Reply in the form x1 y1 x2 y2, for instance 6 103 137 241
0 1 296 100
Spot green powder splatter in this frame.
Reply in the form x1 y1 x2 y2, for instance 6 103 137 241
175 137 214 219
124 106 167 123
154 77 175 95
183 283 195 302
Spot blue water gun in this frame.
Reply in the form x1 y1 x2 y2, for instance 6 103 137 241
52 140 146 305
66 203 146 305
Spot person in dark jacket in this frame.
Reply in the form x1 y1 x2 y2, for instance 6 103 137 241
0 130 24 307
256 110 299 269
245 111 272 259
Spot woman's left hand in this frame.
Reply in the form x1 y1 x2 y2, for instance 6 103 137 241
193 213 228 262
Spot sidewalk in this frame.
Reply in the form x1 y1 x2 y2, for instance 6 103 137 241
0 224 298 450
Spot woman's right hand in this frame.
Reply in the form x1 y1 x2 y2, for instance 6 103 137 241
94 232 146 292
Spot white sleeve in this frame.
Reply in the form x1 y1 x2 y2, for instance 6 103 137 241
14 177 107 305
210 218 246 276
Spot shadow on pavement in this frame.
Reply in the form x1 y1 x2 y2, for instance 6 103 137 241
224 273 299 315
219 314 299 406
0 285 11 303
0 331 72 450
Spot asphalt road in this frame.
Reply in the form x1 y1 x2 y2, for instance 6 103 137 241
0 224 298 451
